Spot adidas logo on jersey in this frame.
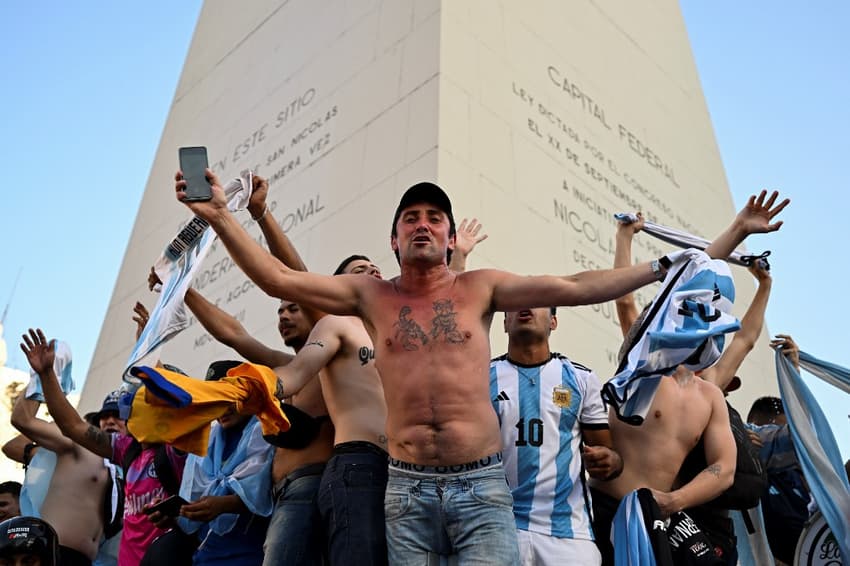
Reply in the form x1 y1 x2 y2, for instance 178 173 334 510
494 391 510 402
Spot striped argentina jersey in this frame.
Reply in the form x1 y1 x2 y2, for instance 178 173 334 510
490 353 607 540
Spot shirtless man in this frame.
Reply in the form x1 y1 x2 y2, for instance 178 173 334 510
589 191 788 565
273 256 388 565
177 172 675 564
14 339 109 566
267 218 485 565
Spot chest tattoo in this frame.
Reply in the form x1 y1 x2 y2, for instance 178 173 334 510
429 299 465 343
394 306 429 350
393 300 467 351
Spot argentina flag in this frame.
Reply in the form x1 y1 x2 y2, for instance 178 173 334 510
123 171 254 382
614 212 768 267
602 249 741 425
776 350 850 560
25 339 73 401
612 488 673 565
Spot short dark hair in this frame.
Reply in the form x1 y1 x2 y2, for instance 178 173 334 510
334 254 372 276
747 396 784 423
550 307 557 316
0 482 21 498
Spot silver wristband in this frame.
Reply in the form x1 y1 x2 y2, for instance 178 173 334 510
650 258 665 281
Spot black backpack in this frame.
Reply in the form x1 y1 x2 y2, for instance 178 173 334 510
101 440 181 539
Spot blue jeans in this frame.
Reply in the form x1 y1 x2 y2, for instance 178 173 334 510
193 513 269 566
384 456 519 565
318 441 389 566
263 463 326 566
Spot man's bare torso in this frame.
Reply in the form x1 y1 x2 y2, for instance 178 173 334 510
272 376 334 482
40 448 108 559
590 371 714 499
358 270 502 466
317 315 388 450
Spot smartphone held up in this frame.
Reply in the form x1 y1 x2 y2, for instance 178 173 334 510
178 146 212 201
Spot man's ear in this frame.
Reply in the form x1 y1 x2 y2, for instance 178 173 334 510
391 235 398 253
550 315 558 332
447 233 456 253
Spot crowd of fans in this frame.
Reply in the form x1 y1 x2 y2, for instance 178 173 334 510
0 176 845 566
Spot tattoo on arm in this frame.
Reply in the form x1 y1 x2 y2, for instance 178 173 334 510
84 425 113 455
305 340 325 348
358 346 375 365
703 464 721 478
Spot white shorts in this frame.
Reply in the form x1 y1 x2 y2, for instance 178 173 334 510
517 529 601 566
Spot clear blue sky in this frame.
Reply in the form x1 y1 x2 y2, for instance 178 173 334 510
1 2 847 458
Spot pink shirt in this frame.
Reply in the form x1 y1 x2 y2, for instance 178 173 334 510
112 434 186 566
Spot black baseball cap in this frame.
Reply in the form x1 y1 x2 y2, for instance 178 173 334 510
391 182 456 238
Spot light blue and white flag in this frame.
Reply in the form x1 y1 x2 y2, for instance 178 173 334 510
25 340 73 401
614 212 769 267
19 448 56 517
178 417 274 536
732 504 775 566
602 249 741 424
612 489 671 566
123 171 254 382
776 350 850 560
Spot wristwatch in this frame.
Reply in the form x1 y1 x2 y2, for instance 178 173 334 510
650 258 665 281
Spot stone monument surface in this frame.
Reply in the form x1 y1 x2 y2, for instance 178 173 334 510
81 1 774 416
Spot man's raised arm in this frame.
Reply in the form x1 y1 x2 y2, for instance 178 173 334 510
176 169 362 316
448 218 488 273
247 175 309 273
489 260 661 313
612 212 646 336
148 267 292 367
189 288 294 367
245 176 323 325
20 329 113 459
705 190 789 259
700 262 772 391
10 394 74 454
